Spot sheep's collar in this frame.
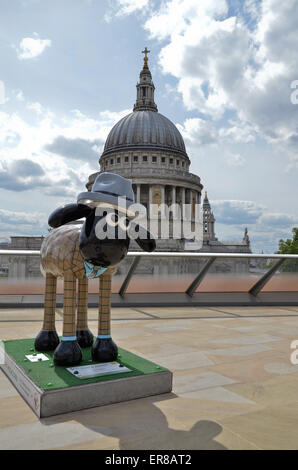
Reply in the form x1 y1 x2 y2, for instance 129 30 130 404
83 261 107 279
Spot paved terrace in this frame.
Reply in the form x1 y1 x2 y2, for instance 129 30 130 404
1 305 298 450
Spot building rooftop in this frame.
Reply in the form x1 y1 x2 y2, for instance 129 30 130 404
102 110 188 158
1 305 298 449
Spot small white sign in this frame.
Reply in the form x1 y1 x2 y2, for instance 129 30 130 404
67 361 132 379
25 353 49 363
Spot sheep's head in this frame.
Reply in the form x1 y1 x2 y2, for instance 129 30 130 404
48 173 156 268
48 203 155 269
79 208 130 268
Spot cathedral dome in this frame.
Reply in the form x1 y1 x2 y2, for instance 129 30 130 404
102 110 187 158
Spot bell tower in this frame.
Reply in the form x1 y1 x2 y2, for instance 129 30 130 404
203 191 217 243
133 47 158 112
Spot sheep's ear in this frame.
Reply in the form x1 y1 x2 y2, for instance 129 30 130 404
134 226 156 252
48 203 93 228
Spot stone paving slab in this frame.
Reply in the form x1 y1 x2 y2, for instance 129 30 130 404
1 305 298 449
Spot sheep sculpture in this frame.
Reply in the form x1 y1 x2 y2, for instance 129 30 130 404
34 173 155 367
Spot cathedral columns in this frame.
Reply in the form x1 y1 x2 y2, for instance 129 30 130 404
161 185 165 205
171 186 176 205
161 185 165 218
149 185 153 217
181 187 186 205
171 186 176 218
136 184 141 203
181 187 186 218
194 191 199 219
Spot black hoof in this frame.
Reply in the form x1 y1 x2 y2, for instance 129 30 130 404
92 337 118 363
34 330 60 352
53 340 82 367
76 329 94 348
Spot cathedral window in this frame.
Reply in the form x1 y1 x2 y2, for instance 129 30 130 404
142 87 146 97
110 158 114 165
143 155 148 162
170 158 173 164
117 157 121 164
152 156 157 163
176 160 180 165
161 157 166 163
125 156 129 162
134 156 138 162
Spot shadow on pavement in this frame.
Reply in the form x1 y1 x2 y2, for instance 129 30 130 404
41 393 227 450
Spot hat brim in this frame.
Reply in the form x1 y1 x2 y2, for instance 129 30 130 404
77 191 136 218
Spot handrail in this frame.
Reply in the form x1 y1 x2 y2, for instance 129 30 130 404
0 250 297 299
0 250 298 259
0 250 40 256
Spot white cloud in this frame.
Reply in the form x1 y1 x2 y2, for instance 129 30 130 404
13 89 25 101
0 208 46 227
27 101 43 115
117 0 148 15
0 98 131 201
0 208 48 238
16 33 51 60
144 0 298 164
218 121 256 144
177 117 255 149
104 0 149 21
211 198 298 252
177 118 217 146
0 99 132 236
258 212 298 228
226 152 246 167
212 199 265 225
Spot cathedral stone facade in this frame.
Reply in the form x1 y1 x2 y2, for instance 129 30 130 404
86 49 203 253
2 50 250 279
85 50 251 275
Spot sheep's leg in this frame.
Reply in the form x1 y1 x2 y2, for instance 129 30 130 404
53 271 82 366
76 277 94 348
92 270 118 362
35 273 59 351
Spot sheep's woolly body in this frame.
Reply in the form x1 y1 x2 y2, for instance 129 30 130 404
40 225 85 280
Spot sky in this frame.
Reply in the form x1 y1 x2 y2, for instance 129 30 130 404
0 0 297 253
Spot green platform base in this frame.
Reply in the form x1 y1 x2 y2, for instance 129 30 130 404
0 338 172 418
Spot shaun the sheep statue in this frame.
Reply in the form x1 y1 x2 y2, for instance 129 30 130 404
34 173 155 367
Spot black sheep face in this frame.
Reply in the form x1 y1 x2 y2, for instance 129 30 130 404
48 203 156 268
79 209 130 268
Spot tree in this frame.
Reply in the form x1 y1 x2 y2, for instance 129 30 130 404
277 228 298 272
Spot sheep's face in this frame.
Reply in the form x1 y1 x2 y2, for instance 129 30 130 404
79 209 130 268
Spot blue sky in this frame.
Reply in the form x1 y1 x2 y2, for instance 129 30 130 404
0 0 298 252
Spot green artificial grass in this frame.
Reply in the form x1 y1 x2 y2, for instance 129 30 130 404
3 338 168 392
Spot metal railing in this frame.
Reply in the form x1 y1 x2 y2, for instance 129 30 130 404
118 252 298 298
1 250 297 301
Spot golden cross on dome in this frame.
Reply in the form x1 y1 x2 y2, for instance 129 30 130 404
142 47 150 66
